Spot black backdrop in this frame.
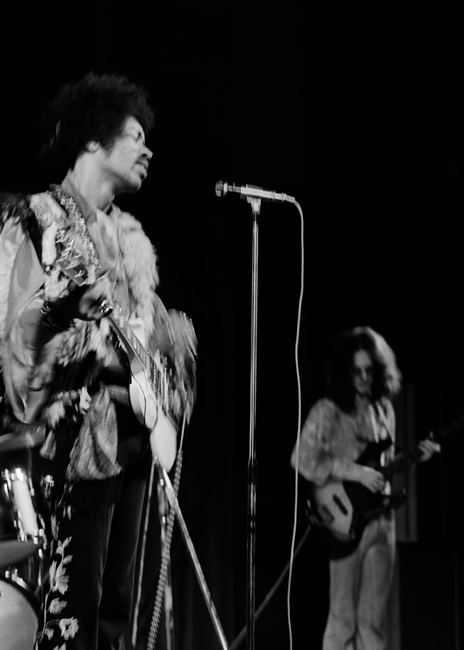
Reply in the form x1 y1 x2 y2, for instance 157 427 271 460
3 4 464 649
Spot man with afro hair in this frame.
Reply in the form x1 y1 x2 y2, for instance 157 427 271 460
0 72 196 650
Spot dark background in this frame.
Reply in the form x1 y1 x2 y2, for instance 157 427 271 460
2 4 464 649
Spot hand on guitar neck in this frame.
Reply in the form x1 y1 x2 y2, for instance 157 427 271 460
352 435 440 493
417 437 441 462
45 279 111 325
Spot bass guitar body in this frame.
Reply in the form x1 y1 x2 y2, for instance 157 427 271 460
307 439 406 558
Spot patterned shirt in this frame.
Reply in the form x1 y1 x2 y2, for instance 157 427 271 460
291 396 395 486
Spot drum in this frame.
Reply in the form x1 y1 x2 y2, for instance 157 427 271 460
0 539 39 571
0 429 50 614
2 467 40 538
1 467 48 594
0 429 47 544
0 573 38 649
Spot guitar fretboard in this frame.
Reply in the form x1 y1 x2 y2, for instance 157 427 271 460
108 315 173 411
383 413 464 482
382 448 422 481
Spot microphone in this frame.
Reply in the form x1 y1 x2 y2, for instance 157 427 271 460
215 181 295 204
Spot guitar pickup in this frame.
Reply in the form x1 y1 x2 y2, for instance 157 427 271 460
332 494 349 516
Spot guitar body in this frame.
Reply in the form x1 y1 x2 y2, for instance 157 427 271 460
123 319 159 430
308 479 406 557
111 317 178 472
149 409 177 473
308 480 355 543
307 438 406 558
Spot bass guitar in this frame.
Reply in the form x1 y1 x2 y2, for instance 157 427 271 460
307 416 463 558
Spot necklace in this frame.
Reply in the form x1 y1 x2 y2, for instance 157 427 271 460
50 187 102 271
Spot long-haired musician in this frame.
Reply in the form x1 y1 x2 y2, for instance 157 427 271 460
291 326 438 650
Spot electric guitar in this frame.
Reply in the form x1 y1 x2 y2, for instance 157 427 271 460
307 416 463 558
103 311 178 472
51 236 179 471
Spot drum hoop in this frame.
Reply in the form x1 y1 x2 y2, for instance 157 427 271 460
0 570 41 614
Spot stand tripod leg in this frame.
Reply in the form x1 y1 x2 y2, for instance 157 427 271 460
131 460 156 647
161 468 229 650
130 461 176 650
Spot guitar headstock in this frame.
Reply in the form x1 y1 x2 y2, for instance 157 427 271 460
431 413 464 445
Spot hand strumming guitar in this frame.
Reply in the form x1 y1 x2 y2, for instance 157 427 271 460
356 466 386 493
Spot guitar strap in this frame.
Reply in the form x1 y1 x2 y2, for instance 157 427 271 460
373 401 393 438
365 402 394 469
50 187 102 268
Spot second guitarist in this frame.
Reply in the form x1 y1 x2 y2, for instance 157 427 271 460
290 326 439 650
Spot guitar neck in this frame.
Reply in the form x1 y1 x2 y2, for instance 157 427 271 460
108 314 172 401
106 314 144 369
108 315 148 369
383 413 464 482
382 447 423 482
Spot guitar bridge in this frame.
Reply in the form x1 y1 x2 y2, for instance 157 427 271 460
316 504 335 526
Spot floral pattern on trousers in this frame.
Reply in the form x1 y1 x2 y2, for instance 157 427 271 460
35 499 79 649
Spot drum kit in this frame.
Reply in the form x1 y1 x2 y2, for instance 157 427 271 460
0 427 51 649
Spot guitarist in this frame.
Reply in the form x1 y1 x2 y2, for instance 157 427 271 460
290 326 438 650
0 73 196 650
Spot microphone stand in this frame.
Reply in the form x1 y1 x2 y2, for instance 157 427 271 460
246 196 261 650
215 182 297 649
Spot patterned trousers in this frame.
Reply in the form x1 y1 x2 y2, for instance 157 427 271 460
35 405 152 650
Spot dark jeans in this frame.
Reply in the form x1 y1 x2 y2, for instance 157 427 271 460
35 404 151 650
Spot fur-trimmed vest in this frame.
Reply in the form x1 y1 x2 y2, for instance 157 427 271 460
0 188 161 483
